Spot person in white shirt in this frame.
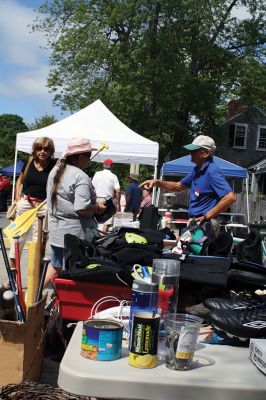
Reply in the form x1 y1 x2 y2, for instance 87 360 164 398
92 159 121 232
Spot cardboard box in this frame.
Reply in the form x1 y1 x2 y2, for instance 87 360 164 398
0 295 47 386
249 338 266 375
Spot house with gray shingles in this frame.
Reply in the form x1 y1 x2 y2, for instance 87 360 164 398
217 100 266 194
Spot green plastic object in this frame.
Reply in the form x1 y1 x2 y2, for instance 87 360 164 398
125 232 147 244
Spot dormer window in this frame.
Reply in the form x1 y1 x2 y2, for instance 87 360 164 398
256 126 266 151
229 123 247 149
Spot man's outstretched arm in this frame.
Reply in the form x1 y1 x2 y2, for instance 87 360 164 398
139 179 187 192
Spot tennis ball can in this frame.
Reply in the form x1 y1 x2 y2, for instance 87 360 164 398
129 312 160 368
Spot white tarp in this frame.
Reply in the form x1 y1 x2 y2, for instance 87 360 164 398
16 99 159 166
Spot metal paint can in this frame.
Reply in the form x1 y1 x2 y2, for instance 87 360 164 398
129 312 160 368
81 319 123 361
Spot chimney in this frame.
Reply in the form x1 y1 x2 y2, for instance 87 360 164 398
227 100 244 119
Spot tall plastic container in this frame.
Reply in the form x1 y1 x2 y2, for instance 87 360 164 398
129 280 159 346
152 259 180 363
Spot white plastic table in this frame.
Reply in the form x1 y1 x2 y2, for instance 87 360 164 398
58 322 266 400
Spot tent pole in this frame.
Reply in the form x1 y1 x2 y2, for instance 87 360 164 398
12 148 18 202
152 159 158 204
246 175 250 226
155 175 162 207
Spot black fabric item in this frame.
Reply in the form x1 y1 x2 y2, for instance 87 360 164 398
231 260 266 273
204 297 265 311
209 307 266 339
162 253 231 287
201 220 217 242
186 303 210 319
208 232 233 257
98 227 164 253
138 206 160 230
64 234 99 270
64 230 163 279
111 244 162 265
159 227 176 240
95 198 116 223
59 257 133 286
235 229 262 264
227 269 266 290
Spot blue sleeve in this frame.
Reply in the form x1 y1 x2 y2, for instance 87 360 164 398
209 168 233 199
180 171 194 188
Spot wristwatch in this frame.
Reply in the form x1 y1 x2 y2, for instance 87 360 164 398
203 214 209 221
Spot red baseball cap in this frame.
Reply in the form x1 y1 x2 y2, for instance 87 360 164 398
103 159 113 166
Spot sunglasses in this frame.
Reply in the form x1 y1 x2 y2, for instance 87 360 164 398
81 152 92 158
36 146 50 152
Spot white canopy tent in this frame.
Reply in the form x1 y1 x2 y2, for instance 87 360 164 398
13 99 159 198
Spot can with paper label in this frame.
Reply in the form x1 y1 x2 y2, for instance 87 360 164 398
81 319 123 361
129 311 160 369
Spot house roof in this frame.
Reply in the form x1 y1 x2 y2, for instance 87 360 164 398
221 105 266 125
248 157 266 172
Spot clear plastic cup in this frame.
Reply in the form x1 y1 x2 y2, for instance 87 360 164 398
164 313 203 370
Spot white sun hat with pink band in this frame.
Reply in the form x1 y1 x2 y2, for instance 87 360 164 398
61 137 97 158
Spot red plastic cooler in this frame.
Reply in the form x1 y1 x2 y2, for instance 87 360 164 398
53 278 174 321
53 278 132 321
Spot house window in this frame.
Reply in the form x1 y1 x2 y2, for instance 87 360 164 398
233 124 247 148
257 126 266 150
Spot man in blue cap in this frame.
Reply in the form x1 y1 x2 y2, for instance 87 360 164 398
140 135 236 224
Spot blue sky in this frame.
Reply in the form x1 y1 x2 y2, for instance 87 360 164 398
0 1 250 127
0 0 69 125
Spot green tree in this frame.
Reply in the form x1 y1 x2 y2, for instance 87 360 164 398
34 0 266 166
0 114 28 166
28 114 57 130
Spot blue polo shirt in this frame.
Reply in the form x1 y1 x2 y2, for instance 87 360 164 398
180 159 232 217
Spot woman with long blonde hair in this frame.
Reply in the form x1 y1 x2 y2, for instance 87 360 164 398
9 136 56 269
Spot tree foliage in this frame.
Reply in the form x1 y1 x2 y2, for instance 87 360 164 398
0 114 28 167
28 114 57 130
34 0 266 167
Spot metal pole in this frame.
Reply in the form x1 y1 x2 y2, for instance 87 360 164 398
152 159 158 204
12 148 18 202
246 175 250 225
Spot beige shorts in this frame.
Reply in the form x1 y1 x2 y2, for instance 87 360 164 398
9 197 48 259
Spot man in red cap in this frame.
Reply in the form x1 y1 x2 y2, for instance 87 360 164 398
0 175 11 212
92 159 121 232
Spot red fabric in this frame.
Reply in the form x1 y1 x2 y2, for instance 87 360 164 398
103 159 113 166
0 176 11 191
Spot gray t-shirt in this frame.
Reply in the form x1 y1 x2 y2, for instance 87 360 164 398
47 164 96 248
